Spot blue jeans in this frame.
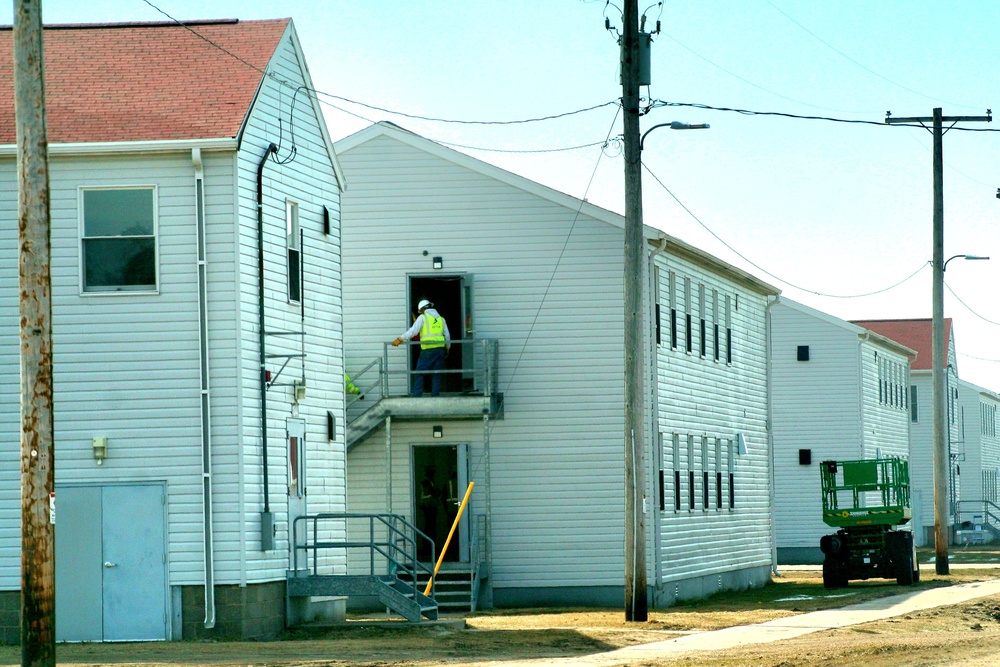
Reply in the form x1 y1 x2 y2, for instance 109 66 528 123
413 347 445 397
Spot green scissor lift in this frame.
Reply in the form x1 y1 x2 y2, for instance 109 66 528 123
819 458 920 588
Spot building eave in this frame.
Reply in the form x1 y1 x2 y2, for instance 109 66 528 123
0 137 238 158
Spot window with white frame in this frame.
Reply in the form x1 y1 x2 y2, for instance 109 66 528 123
81 187 156 292
286 200 301 303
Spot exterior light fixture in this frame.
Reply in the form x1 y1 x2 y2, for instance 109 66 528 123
640 121 710 150
93 437 108 465
432 425 443 439
944 254 990 271
432 256 443 270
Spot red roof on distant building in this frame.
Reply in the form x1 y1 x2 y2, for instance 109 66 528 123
0 19 288 144
850 318 953 371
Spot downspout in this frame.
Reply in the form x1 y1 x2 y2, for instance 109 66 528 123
258 143 278 550
765 296 779 576
647 236 668 597
192 148 217 628
860 332 872 459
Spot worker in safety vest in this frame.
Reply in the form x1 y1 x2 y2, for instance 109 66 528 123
345 374 363 400
392 299 451 397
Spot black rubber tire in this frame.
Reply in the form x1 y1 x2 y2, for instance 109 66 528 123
823 559 848 589
890 531 916 586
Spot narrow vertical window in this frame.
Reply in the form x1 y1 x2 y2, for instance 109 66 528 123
685 278 693 353
727 438 735 509
701 435 709 509
286 201 301 303
712 289 720 361
654 267 661 346
672 434 681 511
658 433 666 511
725 295 733 364
288 434 304 497
715 438 723 509
699 284 707 357
669 271 678 349
687 434 696 510
910 385 918 423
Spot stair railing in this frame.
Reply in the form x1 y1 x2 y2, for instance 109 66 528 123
291 513 437 601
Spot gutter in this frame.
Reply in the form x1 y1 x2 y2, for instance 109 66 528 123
0 137 237 158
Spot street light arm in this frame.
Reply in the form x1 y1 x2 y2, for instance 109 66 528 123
640 121 710 150
943 254 990 271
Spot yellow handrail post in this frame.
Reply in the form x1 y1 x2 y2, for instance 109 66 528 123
424 481 474 597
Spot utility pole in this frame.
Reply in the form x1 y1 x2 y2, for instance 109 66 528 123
621 0 647 622
15 1 56 664
886 108 991 576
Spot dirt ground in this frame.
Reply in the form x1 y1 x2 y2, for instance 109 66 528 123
2 566 998 667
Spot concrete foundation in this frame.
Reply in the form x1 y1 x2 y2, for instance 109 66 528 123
181 581 286 640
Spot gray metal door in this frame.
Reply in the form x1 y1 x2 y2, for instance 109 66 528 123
55 484 167 642
102 485 167 641
55 486 103 642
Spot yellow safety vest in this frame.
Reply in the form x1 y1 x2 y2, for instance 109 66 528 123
419 314 446 350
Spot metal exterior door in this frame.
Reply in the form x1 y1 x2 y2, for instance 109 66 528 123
102 485 167 641
55 486 104 642
55 484 167 642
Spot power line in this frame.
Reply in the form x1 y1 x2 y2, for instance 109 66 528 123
652 100 1000 131
765 0 981 111
141 0 619 128
660 31 875 115
641 161 928 298
945 282 1000 326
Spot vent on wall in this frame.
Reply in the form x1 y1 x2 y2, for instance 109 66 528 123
797 345 810 361
799 449 812 465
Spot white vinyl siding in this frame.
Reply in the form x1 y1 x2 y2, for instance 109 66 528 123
768 299 911 553
340 134 624 588
234 28 345 584
652 253 773 582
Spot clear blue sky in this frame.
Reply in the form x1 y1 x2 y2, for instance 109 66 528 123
13 1 1000 390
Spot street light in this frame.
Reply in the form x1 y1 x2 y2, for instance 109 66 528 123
932 252 989 575
640 121 710 150
944 254 990 270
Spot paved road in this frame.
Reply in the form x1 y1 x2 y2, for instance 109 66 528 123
491 577 1000 667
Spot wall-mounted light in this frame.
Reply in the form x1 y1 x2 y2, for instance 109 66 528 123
432 256 443 270
432 425 443 439
93 437 108 465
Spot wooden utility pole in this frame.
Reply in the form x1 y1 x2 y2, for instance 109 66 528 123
14 0 56 664
887 108 991 576
621 0 647 622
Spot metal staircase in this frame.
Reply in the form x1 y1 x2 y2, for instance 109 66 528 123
287 513 439 622
345 339 503 449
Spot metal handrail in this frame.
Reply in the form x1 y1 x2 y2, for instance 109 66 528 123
956 499 1000 529
291 513 437 601
346 357 383 409
383 338 498 398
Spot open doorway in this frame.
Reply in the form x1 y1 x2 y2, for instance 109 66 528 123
407 275 473 394
413 444 468 563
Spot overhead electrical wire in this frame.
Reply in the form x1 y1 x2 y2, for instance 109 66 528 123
945 282 1000 326
651 100 1000 131
141 0 617 128
659 32 875 115
765 0 981 111
641 161 928 298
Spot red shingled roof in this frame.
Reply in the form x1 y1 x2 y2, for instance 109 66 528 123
0 19 289 144
850 318 953 371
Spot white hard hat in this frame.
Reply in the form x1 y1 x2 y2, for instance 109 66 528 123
417 299 433 311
